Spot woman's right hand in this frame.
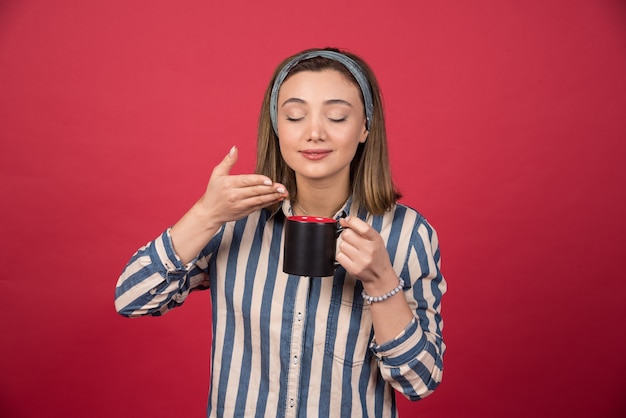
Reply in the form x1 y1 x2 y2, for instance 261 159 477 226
169 146 288 264
198 145 288 227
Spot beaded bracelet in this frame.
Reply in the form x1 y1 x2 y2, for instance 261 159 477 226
361 278 405 304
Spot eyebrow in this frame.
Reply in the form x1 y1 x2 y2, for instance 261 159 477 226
281 98 354 107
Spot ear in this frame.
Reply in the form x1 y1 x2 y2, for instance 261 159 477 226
359 125 369 143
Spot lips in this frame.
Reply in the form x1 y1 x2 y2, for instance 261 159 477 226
300 149 331 160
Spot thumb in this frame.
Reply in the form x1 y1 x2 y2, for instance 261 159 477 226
212 145 238 177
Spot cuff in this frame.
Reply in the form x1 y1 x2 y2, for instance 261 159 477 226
151 228 197 274
370 317 427 367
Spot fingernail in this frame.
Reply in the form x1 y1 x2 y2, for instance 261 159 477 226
229 146 236 156
276 187 285 194
263 179 272 186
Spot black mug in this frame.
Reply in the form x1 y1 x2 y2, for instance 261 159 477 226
283 216 343 277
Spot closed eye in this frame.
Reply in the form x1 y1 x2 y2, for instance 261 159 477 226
328 117 347 122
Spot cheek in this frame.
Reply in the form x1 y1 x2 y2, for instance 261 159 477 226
277 138 298 169
277 133 296 152
277 122 303 145
337 120 366 140
337 127 367 150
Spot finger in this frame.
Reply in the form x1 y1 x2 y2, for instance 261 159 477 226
338 238 361 259
229 174 281 190
212 147 275 188
235 191 287 215
339 216 375 238
224 178 286 202
238 183 288 203
211 145 240 178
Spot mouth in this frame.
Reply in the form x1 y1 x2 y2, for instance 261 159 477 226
300 149 331 160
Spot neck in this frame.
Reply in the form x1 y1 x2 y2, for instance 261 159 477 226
294 192 348 219
293 174 350 218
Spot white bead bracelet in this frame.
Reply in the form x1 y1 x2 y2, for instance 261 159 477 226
361 278 405 304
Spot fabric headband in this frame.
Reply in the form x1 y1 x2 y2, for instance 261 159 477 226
269 50 374 135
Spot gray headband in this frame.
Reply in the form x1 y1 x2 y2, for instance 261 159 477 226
269 50 374 135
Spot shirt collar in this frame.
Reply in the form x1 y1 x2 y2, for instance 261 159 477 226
271 197 356 221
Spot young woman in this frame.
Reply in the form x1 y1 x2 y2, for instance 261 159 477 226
115 48 446 417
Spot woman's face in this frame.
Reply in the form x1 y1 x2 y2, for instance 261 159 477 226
276 69 368 188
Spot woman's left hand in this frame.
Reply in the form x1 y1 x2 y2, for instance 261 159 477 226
337 216 396 288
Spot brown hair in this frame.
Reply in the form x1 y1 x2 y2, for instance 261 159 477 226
256 47 400 215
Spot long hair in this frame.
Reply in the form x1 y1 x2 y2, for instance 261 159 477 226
256 47 400 215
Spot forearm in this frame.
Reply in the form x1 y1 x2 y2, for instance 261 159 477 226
169 199 223 264
364 271 414 344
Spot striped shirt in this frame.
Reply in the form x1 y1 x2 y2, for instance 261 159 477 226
115 198 446 417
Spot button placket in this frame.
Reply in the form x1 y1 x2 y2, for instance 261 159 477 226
284 279 309 416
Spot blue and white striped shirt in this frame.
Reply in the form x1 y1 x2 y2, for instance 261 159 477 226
115 198 446 417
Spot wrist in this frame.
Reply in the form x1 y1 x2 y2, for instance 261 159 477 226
169 200 223 265
189 198 222 233
360 267 398 295
361 275 405 305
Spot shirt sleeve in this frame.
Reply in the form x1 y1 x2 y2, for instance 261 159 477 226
369 216 447 401
114 228 211 317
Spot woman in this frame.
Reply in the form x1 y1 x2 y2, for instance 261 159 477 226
115 48 446 417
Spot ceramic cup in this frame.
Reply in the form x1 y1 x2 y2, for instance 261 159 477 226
283 215 343 277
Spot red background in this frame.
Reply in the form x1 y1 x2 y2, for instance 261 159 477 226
1 1 625 417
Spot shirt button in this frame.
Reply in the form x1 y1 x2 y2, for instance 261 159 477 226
297 312 303 321
289 399 295 408
293 356 299 365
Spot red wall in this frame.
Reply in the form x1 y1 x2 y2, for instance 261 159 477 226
1 1 625 417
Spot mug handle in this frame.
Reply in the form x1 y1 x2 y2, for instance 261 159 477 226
333 222 345 269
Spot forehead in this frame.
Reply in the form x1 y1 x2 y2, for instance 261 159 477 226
278 69 361 99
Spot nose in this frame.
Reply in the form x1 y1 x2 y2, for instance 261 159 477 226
307 115 325 142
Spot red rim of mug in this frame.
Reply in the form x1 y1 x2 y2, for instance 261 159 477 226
287 215 336 223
